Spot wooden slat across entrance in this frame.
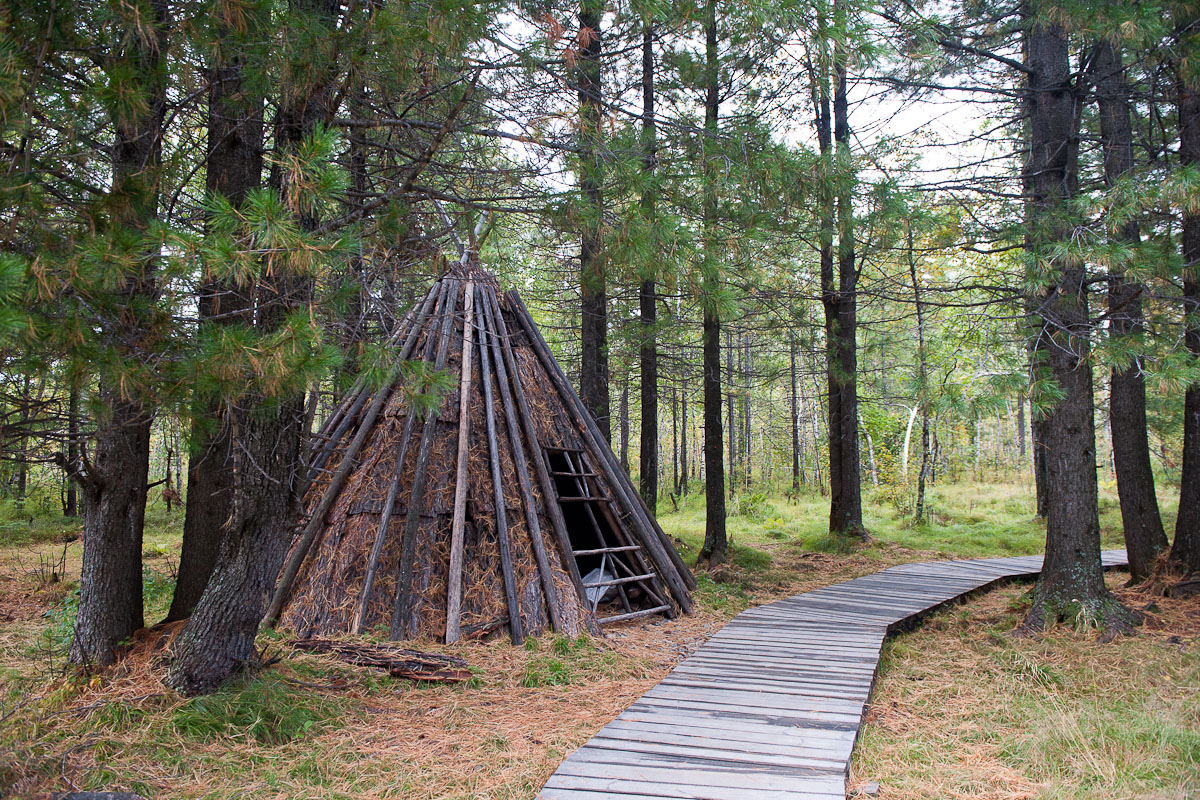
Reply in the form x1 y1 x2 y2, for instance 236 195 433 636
540 550 1129 800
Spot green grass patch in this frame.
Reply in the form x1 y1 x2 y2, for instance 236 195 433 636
171 672 352 746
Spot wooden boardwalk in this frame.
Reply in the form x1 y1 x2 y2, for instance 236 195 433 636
540 550 1129 800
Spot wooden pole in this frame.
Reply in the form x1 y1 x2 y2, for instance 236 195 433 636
303 284 437 492
445 282 476 644
351 280 452 633
264 282 443 627
389 279 461 640
476 287 524 645
477 287 565 632
484 289 598 634
508 292 695 609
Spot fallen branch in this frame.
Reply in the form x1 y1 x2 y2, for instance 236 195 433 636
290 639 472 682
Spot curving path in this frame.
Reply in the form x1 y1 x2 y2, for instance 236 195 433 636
540 550 1129 800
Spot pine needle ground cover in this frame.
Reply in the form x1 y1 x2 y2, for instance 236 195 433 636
0 479 1195 798
851 576 1200 800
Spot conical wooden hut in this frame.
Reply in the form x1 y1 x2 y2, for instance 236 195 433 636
267 266 695 644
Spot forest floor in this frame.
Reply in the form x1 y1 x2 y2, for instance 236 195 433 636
0 477 1196 799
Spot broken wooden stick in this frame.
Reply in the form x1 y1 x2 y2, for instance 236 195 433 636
290 638 472 682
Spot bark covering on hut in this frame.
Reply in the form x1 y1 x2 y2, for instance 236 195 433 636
267 267 695 644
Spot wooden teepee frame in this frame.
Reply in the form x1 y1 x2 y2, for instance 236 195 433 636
265 267 695 644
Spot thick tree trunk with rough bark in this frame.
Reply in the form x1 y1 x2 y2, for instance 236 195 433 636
1092 38 1168 582
69 0 168 668
1022 16 1133 630
698 0 726 566
1173 12 1200 574
578 0 609 441
168 22 264 622
167 0 337 694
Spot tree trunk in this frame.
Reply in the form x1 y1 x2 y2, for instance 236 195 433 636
680 372 689 496
1022 16 1133 630
1092 37 1168 582
908 222 931 521
69 0 168 668
1173 9 1200 573
725 326 736 499
167 0 337 694
168 16 264 622
698 0 726 566
619 371 629 474
638 20 659 511
826 0 865 539
742 333 751 491
578 0 609 441
1016 392 1026 459
14 375 29 508
670 386 678 497
790 334 800 494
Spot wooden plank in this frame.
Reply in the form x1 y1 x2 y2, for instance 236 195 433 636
593 725 852 759
574 739 847 771
551 758 846 793
542 776 842 800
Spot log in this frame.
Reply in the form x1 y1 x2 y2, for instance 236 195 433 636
445 282 476 643
352 280 453 633
264 281 443 626
475 284 524 644
477 287 564 633
508 292 695 611
290 638 471 682
390 279 461 639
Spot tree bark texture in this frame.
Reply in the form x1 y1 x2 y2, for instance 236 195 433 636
1092 37 1168 582
725 327 736 498
168 18 264 622
167 0 337 694
578 0 609 441
698 0 726 566
69 0 168 667
1173 10 1200 573
1022 17 1132 629
638 21 659 511
824 5 865 539
790 334 800 493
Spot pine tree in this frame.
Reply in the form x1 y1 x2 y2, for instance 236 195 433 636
70 0 170 667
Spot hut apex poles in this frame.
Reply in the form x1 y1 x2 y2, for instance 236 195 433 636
444 283 476 644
